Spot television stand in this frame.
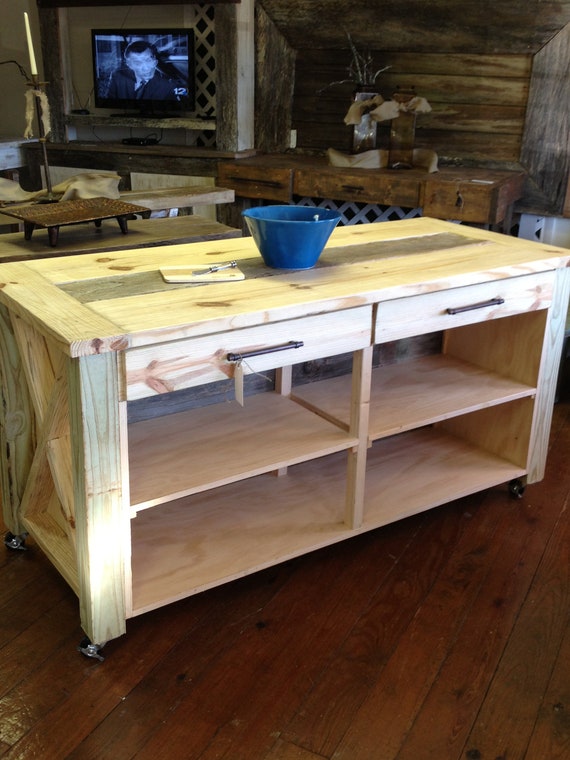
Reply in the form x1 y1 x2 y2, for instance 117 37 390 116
63 113 217 133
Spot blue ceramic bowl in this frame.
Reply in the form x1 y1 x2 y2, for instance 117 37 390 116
242 205 341 269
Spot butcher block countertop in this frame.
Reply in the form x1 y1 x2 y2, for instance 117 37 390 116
0 216 567 359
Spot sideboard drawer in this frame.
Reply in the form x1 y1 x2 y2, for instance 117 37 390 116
374 272 555 343
217 162 293 202
124 305 372 399
421 172 525 224
294 168 421 208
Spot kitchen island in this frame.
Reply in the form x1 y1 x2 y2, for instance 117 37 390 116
0 218 568 656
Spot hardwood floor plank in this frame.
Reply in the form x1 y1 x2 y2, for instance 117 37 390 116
0 588 238 759
460 413 570 760
392 487 569 757
327 479 552 760
0 565 71 650
121 518 426 760
197 525 440 760
64 566 295 760
263 738 328 759
280 495 483 757
524 608 570 758
0 594 80 704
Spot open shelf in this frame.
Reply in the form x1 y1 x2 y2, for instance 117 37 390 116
65 114 216 131
130 451 350 615
362 426 525 528
128 392 358 511
129 423 525 616
292 353 536 440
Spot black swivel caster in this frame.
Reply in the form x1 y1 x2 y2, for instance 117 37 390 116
509 479 526 499
78 636 105 662
4 531 28 551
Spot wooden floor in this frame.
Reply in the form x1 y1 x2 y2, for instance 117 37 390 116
1 401 569 760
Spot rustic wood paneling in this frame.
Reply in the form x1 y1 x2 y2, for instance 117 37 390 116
520 24 570 215
259 0 570 55
39 8 67 144
255 4 296 152
292 50 529 165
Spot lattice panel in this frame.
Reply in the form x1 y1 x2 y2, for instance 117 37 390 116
294 197 423 226
191 4 216 148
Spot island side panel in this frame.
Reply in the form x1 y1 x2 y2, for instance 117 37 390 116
527 265 570 482
0 303 36 536
68 351 131 645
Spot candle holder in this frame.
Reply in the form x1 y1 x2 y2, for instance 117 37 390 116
26 75 54 201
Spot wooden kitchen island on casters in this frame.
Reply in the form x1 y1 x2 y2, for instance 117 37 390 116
0 217 568 659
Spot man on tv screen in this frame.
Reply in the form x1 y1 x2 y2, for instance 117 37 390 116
107 39 187 101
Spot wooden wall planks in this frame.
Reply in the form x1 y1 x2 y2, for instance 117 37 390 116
292 50 531 164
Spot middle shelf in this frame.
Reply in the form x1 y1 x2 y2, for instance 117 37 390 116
291 353 537 440
128 392 359 511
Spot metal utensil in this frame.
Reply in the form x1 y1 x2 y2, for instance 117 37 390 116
192 260 237 275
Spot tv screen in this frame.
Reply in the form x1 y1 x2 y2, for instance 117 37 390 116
91 29 195 115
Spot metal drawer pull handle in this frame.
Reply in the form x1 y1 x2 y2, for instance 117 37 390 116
227 340 304 362
446 297 505 315
341 184 364 192
227 176 283 188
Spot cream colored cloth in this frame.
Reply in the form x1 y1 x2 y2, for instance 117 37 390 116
344 94 386 125
344 95 432 125
24 90 51 139
0 172 121 204
327 147 439 173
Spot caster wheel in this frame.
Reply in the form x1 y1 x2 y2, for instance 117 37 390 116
509 479 526 499
4 531 28 551
78 636 105 662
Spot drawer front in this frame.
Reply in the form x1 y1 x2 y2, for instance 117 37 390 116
374 272 555 343
421 174 524 224
293 169 421 208
217 162 293 202
124 306 372 400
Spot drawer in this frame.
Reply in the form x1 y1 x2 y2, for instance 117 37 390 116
293 168 422 207
374 272 555 343
217 162 293 202
124 305 372 400
421 173 525 224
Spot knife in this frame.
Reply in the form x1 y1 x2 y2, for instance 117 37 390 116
192 261 237 275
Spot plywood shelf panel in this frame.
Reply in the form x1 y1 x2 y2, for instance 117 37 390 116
130 426 524 616
128 392 358 511
362 427 525 528
130 452 350 615
292 353 536 440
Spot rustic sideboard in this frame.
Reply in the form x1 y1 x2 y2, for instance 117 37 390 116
217 154 526 228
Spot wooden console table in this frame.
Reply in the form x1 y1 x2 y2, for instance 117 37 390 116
0 218 567 656
217 154 526 227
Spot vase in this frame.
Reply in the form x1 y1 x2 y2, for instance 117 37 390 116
351 88 378 153
388 88 417 169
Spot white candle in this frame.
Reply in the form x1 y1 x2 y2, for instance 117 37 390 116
24 12 38 76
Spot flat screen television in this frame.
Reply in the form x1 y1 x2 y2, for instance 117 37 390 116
91 29 195 116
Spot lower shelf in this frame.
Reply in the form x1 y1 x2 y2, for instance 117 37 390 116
129 426 525 616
